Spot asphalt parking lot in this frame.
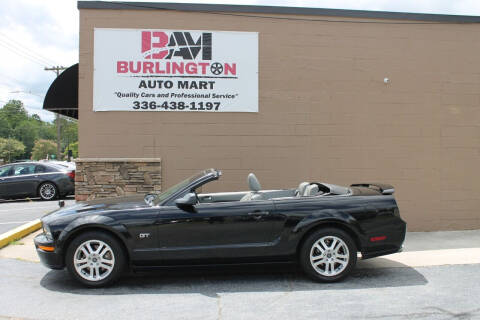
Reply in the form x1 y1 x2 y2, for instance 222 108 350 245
0 198 75 234
0 259 479 320
0 200 479 320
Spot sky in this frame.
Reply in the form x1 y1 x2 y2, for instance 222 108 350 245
1 0 480 122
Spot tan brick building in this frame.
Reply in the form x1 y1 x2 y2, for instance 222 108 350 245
45 2 480 231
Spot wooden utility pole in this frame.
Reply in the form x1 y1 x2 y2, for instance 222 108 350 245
44 66 66 160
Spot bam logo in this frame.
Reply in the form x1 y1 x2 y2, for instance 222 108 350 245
142 31 212 60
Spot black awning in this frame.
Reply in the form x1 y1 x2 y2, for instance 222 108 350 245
43 63 78 119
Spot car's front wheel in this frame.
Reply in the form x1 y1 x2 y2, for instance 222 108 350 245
299 228 357 282
65 231 125 287
38 182 58 201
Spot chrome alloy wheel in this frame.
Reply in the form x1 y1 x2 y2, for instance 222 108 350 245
309 236 350 277
73 240 115 282
39 183 56 200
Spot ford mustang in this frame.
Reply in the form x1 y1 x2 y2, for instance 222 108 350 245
34 168 406 287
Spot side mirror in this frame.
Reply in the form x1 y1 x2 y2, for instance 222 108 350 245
175 192 197 211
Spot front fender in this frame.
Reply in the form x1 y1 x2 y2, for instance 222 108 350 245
56 215 130 252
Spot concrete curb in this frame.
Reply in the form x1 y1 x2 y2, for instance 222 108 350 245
0 219 41 249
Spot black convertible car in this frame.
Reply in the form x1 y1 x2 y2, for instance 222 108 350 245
35 169 406 287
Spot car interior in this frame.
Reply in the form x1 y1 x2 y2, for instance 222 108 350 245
0 164 58 177
196 173 350 204
0 166 11 177
12 164 39 176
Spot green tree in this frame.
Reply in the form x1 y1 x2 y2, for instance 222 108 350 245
63 141 78 159
55 117 78 154
31 139 57 160
62 119 78 144
0 100 28 129
36 121 56 141
0 100 78 160
13 120 37 158
0 114 12 138
0 138 25 162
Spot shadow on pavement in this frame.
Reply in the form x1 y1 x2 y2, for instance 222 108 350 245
40 262 427 297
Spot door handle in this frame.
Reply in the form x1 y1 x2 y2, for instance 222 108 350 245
248 211 270 216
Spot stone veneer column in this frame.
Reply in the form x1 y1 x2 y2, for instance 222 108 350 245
74 158 161 201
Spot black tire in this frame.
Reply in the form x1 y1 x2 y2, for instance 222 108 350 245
299 228 357 282
65 231 126 287
38 182 58 201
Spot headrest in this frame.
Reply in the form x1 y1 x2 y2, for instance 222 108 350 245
297 182 310 196
247 173 261 192
304 184 319 196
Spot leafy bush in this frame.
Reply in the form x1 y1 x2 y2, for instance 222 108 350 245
0 138 25 162
32 139 57 160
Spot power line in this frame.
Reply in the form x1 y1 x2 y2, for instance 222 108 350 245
9 90 43 98
0 40 50 66
0 41 47 67
0 36 53 66
115 2 479 25
0 32 56 65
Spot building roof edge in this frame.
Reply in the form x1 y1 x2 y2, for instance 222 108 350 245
77 1 480 23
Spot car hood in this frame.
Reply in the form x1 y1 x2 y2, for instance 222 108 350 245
42 195 150 224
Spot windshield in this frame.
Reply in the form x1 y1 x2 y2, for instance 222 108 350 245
151 170 207 206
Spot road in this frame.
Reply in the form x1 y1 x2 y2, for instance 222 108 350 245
0 198 75 234
0 259 479 320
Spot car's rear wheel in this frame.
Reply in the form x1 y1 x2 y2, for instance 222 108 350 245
65 231 125 287
38 182 58 201
299 228 357 282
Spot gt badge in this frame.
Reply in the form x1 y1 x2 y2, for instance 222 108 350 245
139 233 150 239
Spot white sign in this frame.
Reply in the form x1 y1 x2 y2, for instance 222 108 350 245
93 28 258 112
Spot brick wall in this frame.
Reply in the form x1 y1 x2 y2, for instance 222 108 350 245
75 158 161 201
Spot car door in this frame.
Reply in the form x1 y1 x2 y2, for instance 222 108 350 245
5 164 39 198
0 165 13 198
155 199 285 261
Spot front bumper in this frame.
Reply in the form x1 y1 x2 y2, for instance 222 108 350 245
34 233 64 270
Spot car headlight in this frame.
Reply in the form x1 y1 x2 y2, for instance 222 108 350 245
42 223 52 238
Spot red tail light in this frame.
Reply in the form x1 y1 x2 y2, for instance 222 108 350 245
67 171 75 180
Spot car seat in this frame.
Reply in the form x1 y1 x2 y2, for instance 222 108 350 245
240 173 266 201
296 182 310 196
304 184 320 196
